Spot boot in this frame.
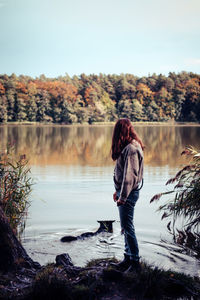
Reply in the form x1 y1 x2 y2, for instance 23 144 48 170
125 259 141 273
110 254 131 271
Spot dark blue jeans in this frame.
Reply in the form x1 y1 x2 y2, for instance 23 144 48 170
117 189 139 262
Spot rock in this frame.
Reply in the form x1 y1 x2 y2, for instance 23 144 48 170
60 236 77 242
97 220 115 233
60 220 115 242
80 232 95 238
55 253 74 268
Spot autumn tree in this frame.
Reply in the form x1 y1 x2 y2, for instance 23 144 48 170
0 72 200 124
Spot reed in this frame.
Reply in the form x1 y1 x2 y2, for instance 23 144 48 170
151 146 200 256
0 143 33 235
151 146 200 229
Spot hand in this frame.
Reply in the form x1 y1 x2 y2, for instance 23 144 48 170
116 199 125 206
113 192 118 202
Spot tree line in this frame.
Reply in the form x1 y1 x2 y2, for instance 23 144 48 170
0 71 199 124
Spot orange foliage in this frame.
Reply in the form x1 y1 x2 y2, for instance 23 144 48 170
15 82 28 101
35 80 78 103
16 82 27 94
136 83 154 105
185 78 200 102
84 86 96 106
0 83 5 95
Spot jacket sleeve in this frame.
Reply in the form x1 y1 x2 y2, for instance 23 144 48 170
119 149 139 202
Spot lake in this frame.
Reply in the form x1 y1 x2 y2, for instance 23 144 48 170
0 124 200 276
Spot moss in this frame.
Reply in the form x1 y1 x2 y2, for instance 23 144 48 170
33 265 71 300
121 260 200 299
85 257 118 268
35 263 55 281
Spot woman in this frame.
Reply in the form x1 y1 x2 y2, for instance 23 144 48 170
111 118 144 272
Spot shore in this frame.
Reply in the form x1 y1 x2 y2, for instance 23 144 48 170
1 254 199 300
1 121 200 127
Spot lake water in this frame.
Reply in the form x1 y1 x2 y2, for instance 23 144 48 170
0 124 200 276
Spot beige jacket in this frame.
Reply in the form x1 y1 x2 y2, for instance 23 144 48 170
113 140 144 202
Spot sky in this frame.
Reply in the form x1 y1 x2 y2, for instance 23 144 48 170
0 0 200 78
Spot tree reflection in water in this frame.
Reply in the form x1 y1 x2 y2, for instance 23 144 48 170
0 125 200 167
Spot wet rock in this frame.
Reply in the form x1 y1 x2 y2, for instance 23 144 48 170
55 253 74 268
60 220 115 243
97 220 115 233
60 235 77 242
80 231 95 238
55 253 81 276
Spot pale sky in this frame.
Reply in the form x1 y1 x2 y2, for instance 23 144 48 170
0 0 200 78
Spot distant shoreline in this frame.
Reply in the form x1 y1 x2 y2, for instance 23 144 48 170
0 121 200 127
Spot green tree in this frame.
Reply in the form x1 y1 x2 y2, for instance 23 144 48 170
118 99 144 121
100 91 116 121
26 96 38 122
117 99 132 119
60 100 78 124
172 87 185 121
131 99 145 121
14 97 27 122
145 101 160 121
36 92 51 122
76 107 89 123
182 78 200 122
0 96 8 123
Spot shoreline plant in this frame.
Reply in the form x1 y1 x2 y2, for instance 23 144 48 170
151 146 200 256
0 143 33 235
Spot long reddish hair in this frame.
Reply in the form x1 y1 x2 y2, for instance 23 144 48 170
111 118 144 161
